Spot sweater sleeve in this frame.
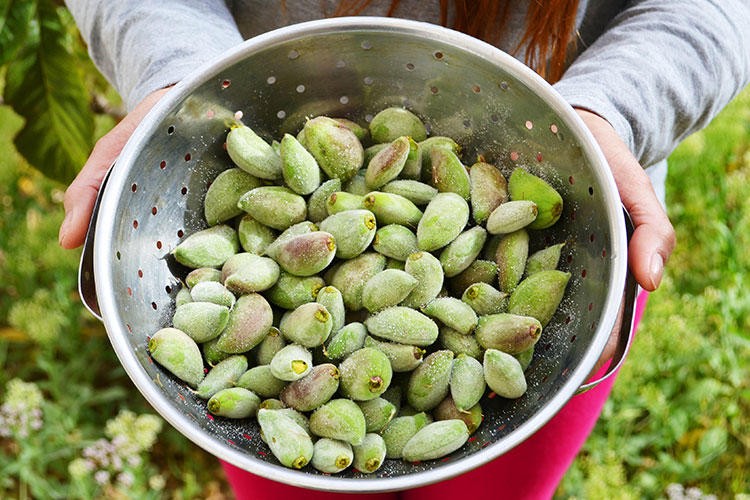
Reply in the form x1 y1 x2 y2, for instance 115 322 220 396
553 0 750 168
65 0 244 110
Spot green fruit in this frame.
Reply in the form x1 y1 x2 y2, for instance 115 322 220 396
236 365 288 399
307 178 342 223
269 344 313 382
508 168 563 229
449 354 486 412
338 347 393 401
196 355 248 400
266 272 325 310
470 161 508 225
365 136 411 189
352 433 387 473
257 408 314 469
324 322 368 361
311 438 353 474
207 387 260 419
363 191 423 228
329 252 387 311
237 215 277 255
361 269 418 313
381 413 430 459
172 302 229 343
214 293 274 354
189 281 235 308
475 313 543 354
421 297 478 336
417 192 469 252
400 251 444 308
461 282 508 315
237 186 307 230
372 224 419 261
357 397 397 433
382 179 438 206
319 209 377 259
483 348 527 399
148 328 205 388
309 398 367 446
508 270 571 326
439 226 488 278
486 200 539 235
406 350 454 412
221 253 280 294
401 419 469 462
279 133 321 195
364 306 439 346
265 231 337 277
525 242 566 277
369 107 427 143
203 168 263 225
279 302 333 348
495 229 530 293
429 148 471 200
364 336 425 373
315 286 346 333
226 124 283 180
172 224 239 269
280 363 340 412
301 116 364 181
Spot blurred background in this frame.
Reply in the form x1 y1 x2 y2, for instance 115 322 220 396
1 3 748 499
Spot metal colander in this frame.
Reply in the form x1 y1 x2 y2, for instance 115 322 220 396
80 17 633 493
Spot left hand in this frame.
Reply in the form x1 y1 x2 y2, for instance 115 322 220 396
575 108 676 374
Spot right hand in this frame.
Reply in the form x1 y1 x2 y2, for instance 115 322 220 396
58 86 174 249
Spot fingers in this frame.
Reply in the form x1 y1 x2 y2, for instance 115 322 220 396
58 87 173 249
576 109 676 291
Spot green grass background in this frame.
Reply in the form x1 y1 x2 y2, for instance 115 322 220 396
1 81 748 498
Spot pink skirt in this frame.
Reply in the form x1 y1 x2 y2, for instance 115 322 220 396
222 292 649 500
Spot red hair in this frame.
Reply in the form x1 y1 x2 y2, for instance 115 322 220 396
331 0 580 83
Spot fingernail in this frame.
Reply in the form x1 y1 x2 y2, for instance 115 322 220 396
649 253 663 289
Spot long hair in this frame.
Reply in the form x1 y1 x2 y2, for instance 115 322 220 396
330 0 580 83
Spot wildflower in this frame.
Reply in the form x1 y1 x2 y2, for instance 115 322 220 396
0 379 44 439
149 474 166 491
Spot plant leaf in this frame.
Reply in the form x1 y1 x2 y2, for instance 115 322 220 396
0 0 36 67
3 0 94 184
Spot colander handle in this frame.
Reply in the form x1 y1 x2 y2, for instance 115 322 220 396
77 164 114 322
575 210 638 394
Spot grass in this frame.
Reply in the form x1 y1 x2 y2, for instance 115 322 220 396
1 80 748 498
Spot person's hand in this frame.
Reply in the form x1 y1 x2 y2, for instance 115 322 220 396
58 86 174 249
576 108 676 375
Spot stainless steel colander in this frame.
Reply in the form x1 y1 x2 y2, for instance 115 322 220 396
78 17 635 493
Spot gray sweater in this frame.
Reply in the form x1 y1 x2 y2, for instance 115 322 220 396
65 0 750 176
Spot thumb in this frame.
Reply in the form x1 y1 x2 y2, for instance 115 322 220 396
59 87 173 249
576 109 676 291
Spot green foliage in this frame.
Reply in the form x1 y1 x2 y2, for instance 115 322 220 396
1 0 95 184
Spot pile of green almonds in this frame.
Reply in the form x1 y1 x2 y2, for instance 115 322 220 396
147 107 572 474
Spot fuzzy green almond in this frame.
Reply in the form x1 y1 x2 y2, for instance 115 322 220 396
203 167 263 225
319 209 377 259
148 328 205 388
237 215 277 255
236 186 307 231
172 224 239 269
195 355 248 400
406 350 454 411
280 363 340 412
207 387 260 419
279 132 321 195
214 293 274 354
470 161 508 225
269 343 313 382
338 347 393 401
416 192 469 252
361 269 418 313
311 438 353 474
226 124 283 181
364 306 439 346
236 365 288 399
352 433 387 473
309 398 367 446
257 408 314 469
171 302 229 343
401 419 470 462
369 107 427 143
